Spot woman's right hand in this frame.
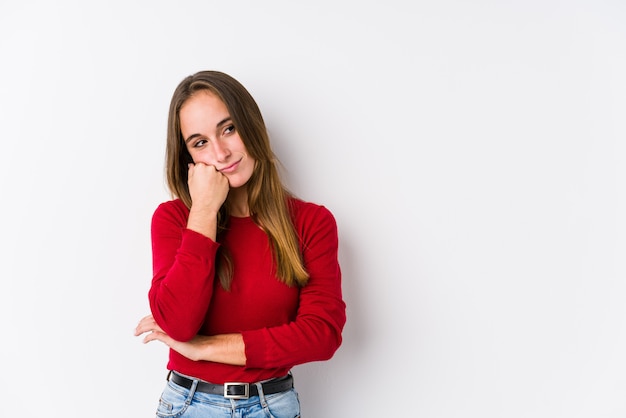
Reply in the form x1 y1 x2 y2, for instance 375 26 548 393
186 162 229 239
188 162 230 212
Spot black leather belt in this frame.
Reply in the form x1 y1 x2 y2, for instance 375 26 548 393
168 371 293 400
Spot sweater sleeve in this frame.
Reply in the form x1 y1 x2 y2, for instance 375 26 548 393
242 204 346 369
148 200 220 341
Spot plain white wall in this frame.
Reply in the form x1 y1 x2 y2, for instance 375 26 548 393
1 1 624 416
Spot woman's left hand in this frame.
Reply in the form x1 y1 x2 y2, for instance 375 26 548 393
134 314 205 360
134 315 246 365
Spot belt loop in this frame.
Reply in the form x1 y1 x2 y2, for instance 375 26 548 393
171 371 199 405
255 381 268 408
165 370 172 381
186 378 199 405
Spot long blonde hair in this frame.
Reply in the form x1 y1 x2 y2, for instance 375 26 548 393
164 70 309 289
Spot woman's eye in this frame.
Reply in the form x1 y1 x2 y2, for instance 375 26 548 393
193 139 207 148
224 125 235 135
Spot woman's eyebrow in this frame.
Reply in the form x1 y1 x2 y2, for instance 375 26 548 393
185 133 202 144
215 117 232 129
185 117 233 144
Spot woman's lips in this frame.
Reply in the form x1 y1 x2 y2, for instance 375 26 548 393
218 158 241 173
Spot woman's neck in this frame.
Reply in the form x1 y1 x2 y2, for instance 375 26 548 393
227 187 250 217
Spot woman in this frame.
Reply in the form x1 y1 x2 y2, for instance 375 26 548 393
134 70 346 417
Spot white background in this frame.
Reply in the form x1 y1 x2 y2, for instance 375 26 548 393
1 1 625 417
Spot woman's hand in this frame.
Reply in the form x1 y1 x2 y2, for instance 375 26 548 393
188 162 229 215
134 314 206 361
186 163 230 239
134 314 246 365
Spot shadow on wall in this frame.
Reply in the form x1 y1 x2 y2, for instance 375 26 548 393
293 229 370 414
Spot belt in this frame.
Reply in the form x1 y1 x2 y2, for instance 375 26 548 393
168 371 293 400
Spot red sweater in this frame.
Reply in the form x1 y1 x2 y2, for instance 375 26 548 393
148 197 346 384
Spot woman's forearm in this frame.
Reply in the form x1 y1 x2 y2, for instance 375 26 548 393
190 333 246 365
135 315 246 366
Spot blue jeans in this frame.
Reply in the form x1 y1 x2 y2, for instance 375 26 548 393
155 374 301 418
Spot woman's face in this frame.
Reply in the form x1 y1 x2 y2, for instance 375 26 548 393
179 90 255 189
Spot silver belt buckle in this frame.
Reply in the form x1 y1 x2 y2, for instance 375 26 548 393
224 382 250 399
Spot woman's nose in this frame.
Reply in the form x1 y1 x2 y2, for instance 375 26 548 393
211 139 230 162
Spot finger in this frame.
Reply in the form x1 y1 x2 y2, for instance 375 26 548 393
143 330 171 345
134 315 157 335
134 318 150 335
143 331 159 344
137 314 154 325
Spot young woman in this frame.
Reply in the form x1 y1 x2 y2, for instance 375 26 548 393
134 70 346 417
